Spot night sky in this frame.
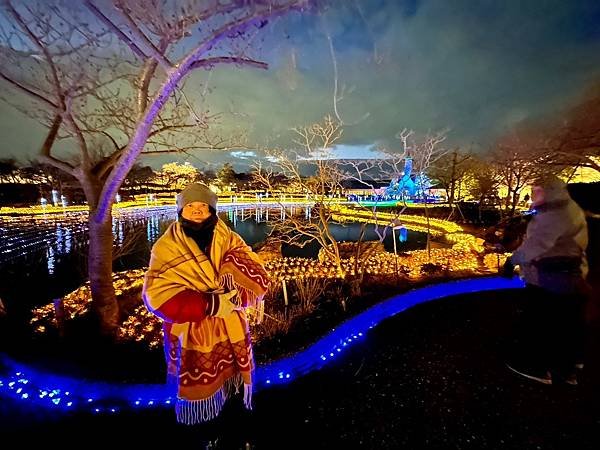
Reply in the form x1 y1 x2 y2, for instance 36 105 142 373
1 0 600 170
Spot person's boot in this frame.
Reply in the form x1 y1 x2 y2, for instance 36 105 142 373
506 362 552 385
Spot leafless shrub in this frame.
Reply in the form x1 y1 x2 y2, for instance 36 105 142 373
294 277 328 313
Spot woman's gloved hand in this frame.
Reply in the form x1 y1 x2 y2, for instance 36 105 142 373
206 289 239 318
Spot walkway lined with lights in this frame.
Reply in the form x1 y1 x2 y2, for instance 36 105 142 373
0 276 524 415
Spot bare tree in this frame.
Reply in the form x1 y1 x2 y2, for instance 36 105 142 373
342 128 449 259
254 118 450 298
398 129 449 257
428 148 473 218
544 81 600 174
0 0 310 334
467 158 502 222
490 132 556 216
497 81 600 177
253 115 347 275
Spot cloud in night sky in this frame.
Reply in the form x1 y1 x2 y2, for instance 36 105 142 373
298 144 388 160
230 151 258 160
1 0 599 170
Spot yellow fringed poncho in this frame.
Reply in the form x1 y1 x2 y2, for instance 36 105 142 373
143 219 268 424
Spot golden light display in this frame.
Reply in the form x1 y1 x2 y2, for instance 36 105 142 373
117 304 163 349
330 205 464 236
30 269 146 333
445 233 486 253
483 252 512 272
0 200 170 216
30 207 506 350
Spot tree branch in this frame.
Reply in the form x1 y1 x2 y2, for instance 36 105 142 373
0 70 58 109
184 1 304 71
147 123 196 139
64 106 92 168
113 0 173 70
40 113 63 157
38 113 75 175
189 56 268 71
97 149 124 180
38 154 75 175
136 38 170 117
83 0 149 62
141 143 245 154
95 1 307 223
553 152 600 172
4 0 64 107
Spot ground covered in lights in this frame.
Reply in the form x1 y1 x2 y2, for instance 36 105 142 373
1 288 599 449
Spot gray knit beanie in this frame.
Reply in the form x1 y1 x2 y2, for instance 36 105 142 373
176 183 218 212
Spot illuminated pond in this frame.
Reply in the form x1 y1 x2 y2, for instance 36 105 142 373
0 205 426 310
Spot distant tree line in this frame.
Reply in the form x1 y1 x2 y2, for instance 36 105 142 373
0 160 294 206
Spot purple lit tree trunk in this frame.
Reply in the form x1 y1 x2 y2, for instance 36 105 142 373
78 175 120 332
88 215 118 329
0 0 310 335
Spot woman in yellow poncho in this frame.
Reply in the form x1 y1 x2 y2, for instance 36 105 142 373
143 183 268 425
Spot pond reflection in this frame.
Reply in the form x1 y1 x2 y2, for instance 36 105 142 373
0 205 426 309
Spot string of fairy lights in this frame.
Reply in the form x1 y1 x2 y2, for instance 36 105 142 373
1 276 526 414
0 212 87 265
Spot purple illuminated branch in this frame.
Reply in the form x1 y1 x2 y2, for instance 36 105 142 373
95 1 308 222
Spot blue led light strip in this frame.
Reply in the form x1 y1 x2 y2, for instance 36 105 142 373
0 276 524 414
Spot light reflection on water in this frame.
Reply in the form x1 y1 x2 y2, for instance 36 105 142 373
0 205 426 265
0 205 426 307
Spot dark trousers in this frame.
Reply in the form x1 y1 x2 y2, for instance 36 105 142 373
512 284 586 377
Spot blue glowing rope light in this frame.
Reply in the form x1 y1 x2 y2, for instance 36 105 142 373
255 276 524 386
0 276 524 413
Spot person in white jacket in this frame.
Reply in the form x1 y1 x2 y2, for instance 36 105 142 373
504 175 589 385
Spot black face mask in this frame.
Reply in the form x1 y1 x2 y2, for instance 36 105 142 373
179 212 218 254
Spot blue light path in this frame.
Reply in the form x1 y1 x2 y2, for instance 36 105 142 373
0 276 524 414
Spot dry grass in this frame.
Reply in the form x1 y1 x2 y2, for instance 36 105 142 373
294 277 329 313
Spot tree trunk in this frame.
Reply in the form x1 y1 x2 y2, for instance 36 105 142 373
424 194 431 261
449 180 456 206
88 214 119 335
510 191 519 216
